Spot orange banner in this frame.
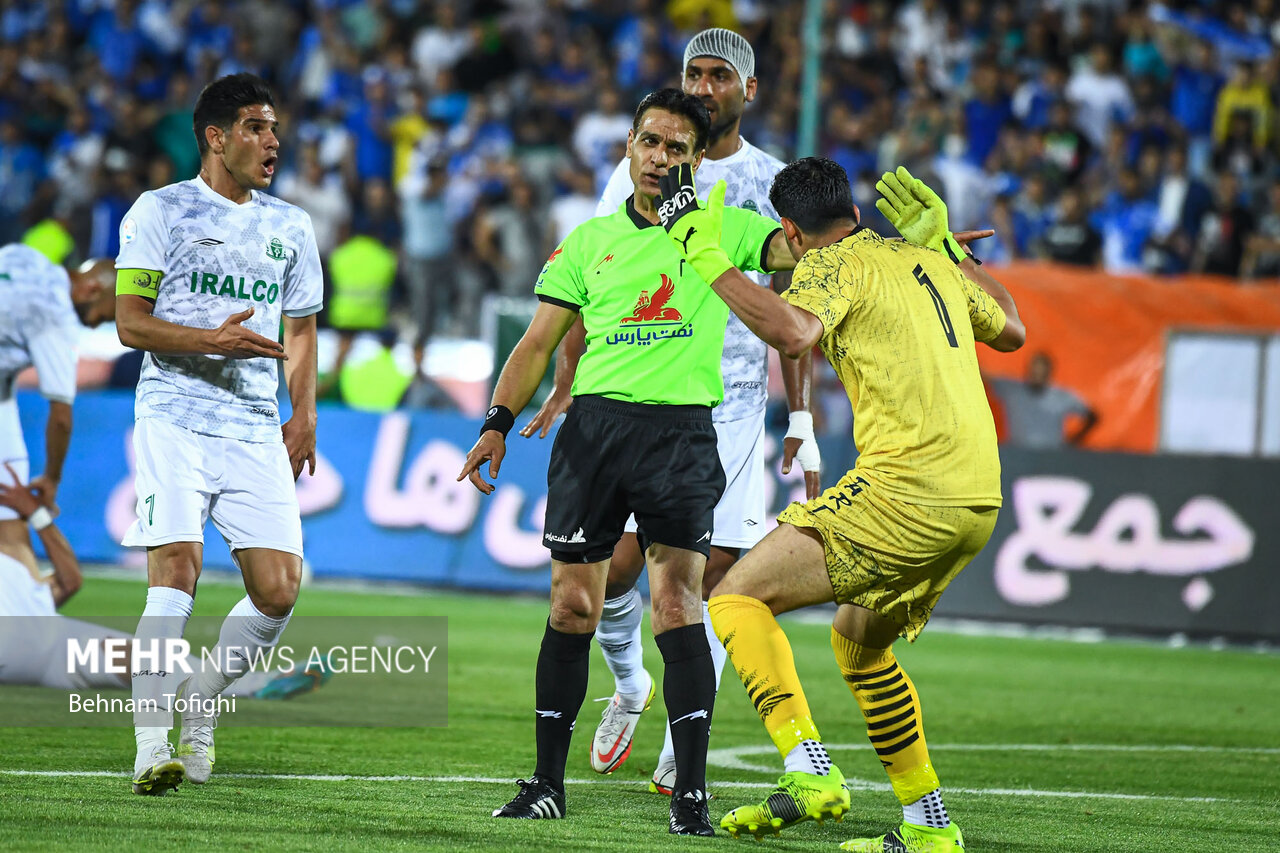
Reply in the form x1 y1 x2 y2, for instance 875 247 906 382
977 263 1280 453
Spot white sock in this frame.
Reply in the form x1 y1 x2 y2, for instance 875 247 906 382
783 739 832 776
597 588 648 707
132 586 194 751
189 597 291 703
903 788 950 829
658 601 725 766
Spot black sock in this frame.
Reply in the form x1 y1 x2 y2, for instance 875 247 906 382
532 620 594 792
654 623 715 797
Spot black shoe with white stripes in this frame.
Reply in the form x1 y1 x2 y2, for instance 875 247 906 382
669 789 715 836
492 776 565 819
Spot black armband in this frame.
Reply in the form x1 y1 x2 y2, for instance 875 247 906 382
481 405 515 437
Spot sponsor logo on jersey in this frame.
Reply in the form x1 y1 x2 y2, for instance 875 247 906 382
192 237 225 247
265 237 286 261
187 270 281 304
590 253 615 274
742 199 758 212
620 274 681 323
121 218 137 244
545 527 586 544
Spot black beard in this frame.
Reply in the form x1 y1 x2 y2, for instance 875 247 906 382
708 116 738 146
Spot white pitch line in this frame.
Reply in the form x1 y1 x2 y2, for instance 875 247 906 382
0 769 1242 804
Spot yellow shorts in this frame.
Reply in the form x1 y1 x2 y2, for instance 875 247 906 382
777 470 998 642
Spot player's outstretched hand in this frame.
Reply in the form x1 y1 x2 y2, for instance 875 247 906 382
282 416 317 480
210 307 287 360
874 166 967 263
520 386 571 439
781 412 822 499
0 462 41 519
657 164 734 285
458 431 506 495
28 473 59 511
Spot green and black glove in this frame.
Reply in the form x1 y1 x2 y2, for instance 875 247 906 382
657 163 734 284
875 166 969 264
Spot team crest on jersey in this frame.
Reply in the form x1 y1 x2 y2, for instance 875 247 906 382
266 237 286 261
742 199 758 212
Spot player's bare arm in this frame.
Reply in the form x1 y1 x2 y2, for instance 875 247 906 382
116 292 286 360
957 258 1025 352
0 462 81 606
521 315 585 439
281 313 318 479
32 400 71 509
772 270 822 498
460 301 579 494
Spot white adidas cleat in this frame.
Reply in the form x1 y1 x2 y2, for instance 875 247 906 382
132 742 184 796
176 688 217 784
589 671 655 774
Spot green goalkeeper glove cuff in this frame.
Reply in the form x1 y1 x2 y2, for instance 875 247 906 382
658 164 735 284
875 166 967 264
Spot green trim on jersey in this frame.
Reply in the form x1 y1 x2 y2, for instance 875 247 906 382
535 197 780 407
116 268 162 298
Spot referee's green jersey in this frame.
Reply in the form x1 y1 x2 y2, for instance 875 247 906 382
535 196 781 408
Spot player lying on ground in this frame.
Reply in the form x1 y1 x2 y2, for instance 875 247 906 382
0 466 329 700
656 160 1024 850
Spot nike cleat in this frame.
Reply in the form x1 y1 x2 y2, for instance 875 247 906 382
649 756 677 795
669 789 714 836
132 742 185 796
839 821 964 852
492 776 566 819
720 766 851 839
589 671 655 774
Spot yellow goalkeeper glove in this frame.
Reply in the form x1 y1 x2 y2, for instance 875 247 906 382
657 163 734 284
875 166 968 264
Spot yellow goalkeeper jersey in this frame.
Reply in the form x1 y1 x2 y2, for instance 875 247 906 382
782 228 1007 507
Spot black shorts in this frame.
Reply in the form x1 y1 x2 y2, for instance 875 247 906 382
544 394 726 563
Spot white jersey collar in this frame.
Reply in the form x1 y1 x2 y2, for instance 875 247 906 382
192 174 258 208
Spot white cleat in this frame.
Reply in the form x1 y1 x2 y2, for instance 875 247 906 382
649 756 677 795
176 686 217 784
589 671 655 774
132 742 184 796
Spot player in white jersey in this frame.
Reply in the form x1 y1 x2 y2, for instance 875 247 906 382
0 249 115 578
522 29 824 793
113 74 323 796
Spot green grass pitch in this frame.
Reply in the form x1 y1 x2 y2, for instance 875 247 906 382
1 574 1276 851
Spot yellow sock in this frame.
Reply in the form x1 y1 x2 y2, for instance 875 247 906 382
831 627 940 805
708 594 821 757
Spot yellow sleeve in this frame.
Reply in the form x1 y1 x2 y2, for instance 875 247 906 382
781 248 855 340
116 268 162 299
959 273 1007 344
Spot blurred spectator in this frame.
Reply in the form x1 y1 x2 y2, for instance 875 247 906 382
1192 172 1255 277
322 229 399 400
1038 187 1102 267
352 179 401 250
1066 44 1134 148
347 69 395 185
0 117 44 243
1242 184 1280 280
87 150 137 259
1040 100 1092 187
1148 147 1212 274
1092 169 1158 274
1169 40 1222 170
411 2 471 85
548 165 599 247
572 87 631 175
276 143 350 259
399 150 452 359
476 178 544 297
963 60 1013 167
991 352 1098 450
1212 62 1273 150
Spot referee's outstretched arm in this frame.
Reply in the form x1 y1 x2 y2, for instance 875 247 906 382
458 302 579 494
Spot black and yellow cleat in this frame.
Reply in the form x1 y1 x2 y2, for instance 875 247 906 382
720 766 851 839
131 746 185 796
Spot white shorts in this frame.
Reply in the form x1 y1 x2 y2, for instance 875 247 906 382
121 418 303 558
0 615 130 689
0 397 28 522
624 408 767 550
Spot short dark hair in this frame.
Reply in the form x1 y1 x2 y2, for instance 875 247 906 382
193 73 276 156
769 157 858 233
632 88 710 153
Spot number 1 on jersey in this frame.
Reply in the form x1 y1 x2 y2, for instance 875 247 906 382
913 264 958 348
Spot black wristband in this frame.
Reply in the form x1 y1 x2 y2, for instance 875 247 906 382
481 405 515 437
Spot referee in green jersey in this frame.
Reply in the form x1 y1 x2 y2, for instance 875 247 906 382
458 88 794 835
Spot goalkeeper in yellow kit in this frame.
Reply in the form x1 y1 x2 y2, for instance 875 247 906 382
654 159 1025 850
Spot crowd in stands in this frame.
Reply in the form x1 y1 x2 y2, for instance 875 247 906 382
3 0 1279 359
